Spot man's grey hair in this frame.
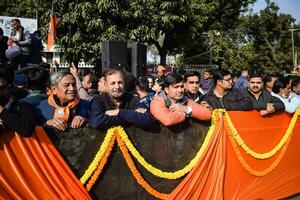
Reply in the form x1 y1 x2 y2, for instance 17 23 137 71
50 70 72 86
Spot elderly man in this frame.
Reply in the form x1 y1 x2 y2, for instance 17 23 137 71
202 69 253 110
242 72 285 116
150 73 211 126
89 67 155 130
36 71 90 131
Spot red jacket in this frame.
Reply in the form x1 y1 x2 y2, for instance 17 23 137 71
150 94 211 126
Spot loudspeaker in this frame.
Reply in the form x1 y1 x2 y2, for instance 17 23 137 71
101 41 128 72
127 43 147 77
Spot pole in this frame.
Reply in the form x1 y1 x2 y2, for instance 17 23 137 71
292 29 295 65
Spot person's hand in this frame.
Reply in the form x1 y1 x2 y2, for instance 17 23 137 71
71 115 86 128
105 109 119 116
260 110 268 116
266 103 275 114
70 62 79 78
47 118 67 131
200 101 212 110
135 108 146 113
169 104 188 113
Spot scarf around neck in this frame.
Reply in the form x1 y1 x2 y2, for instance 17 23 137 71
48 93 79 122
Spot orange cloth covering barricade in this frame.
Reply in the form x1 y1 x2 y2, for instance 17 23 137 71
167 110 300 200
0 126 91 200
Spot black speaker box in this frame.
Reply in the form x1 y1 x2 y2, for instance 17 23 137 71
127 43 147 77
101 41 128 72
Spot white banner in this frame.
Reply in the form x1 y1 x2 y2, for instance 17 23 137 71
0 16 37 37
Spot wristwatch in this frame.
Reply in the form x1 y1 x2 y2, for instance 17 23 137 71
185 106 192 117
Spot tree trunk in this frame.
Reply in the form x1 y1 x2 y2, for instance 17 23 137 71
159 48 167 65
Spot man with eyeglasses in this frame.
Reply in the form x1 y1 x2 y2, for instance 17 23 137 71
202 69 253 110
242 72 285 116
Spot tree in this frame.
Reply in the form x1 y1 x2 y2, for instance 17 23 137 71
245 0 295 73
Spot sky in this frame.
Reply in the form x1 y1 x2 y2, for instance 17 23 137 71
251 0 300 24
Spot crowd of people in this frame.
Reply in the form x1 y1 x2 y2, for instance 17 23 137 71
0 19 300 142
0 60 299 140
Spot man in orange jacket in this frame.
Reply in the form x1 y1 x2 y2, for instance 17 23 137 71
150 73 211 126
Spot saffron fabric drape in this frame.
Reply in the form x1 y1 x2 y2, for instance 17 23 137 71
0 126 91 200
167 111 300 200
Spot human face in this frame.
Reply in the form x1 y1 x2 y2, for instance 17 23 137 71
11 20 20 31
204 72 210 80
105 72 124 99
147 77 154 89
53 74 77 103
248 77 263 94
184 76 200 94
292 83 300 94
218 75 233 90
82 75 91 90
165 81 185 102
98 76 106 93
266 77 277 90
280 84 291 98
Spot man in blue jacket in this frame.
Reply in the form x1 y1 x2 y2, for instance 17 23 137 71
89 67 155 130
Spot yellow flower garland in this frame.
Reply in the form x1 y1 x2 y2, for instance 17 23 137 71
116 109 221 179
80 128 115 184
224 109 300 159
227 121 292 176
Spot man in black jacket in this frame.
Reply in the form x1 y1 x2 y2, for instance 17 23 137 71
242 72 285 116
202 69 253 110
0 65 35 137
89 67 155 130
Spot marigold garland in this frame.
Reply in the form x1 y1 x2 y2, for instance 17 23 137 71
225 118 292 176
80 128 115 184
116 132 168 199
116 109 221 179
86 134 116 191
224 109 300 159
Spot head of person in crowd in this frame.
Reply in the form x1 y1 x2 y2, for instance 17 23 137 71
0 27 3 36
104 67 125 100
248 71 263 94
13 74 27 89
291 76 300 95
36 70 89 131
163 73 185 103
136 77 149 99
213 69 233 92
147 76 154 89
203 69 213 80
152 78 164 94
27 69 49 92
98 73 106 94
157 64 166 78
184 71 202 102
263 73 278 92
240 69 248 78
0 66 14 106
33 30 41 38
11 19 22 31
50 71 78 103
81 72 98 92
272 77 291 98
